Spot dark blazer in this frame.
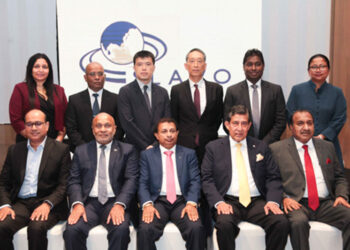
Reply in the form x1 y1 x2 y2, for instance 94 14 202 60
270 137 348 202
0 138 71 219
65 88 124 151
67 139 139 208
224 80 286 144
170 79 223 149
138 145 201 206
201 136 283 209
9 82 67 134
118 80 171 151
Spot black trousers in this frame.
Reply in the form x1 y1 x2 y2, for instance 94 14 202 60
214 196 289 250
64 198 130 250
0 197 60 250
137 196 205 250
288 198 350 250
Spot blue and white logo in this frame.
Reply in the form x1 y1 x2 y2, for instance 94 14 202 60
80 21 167 83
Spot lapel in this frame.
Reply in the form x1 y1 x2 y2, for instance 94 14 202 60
17 142 29 184
100 89 108 112
260 80 269 120
202 80 211 116
246 137 257 174
183 80 199 120
88 141 98 185
241 81 252 112
131 80 152 118
81 89 93 118
153 146 163 189
287 137 305 177
313 138 330 182
222 137 233 184
175 146 184 184
108 140 121 183
37 138 53 180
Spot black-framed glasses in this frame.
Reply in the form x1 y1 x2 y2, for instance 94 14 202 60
25 121 45 128
309 65 328 71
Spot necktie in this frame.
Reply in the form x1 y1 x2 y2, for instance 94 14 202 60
251 85 260 137
302 145 319 211
236 143 251 207
194 84 200 146
164 151 176 204
98 145 108 205
92 93 99 117
143 85 151 113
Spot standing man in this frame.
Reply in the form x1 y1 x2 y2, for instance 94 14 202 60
65 62 124 152
201 105 289 250
0 109 71 250
137 118 205 250
171 48 223 164
64 113 138 250
224 49 286 144
118 50 171 152
270 110 350 250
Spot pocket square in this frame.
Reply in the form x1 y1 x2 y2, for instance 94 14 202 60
256 153 264 162
326 158 331 164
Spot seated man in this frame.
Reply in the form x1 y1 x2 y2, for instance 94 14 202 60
0 109 71 250
137 118 205 250
201 105 289 250
64 113 138 250
270 109 350 250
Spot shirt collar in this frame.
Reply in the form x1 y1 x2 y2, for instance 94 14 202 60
137 79 152 92
246 79 261 88
27 136 47 151
159 144 176 154
189 78 205 87
308 80 327 92
88 87 103 97
293 137 314 151
96 140 113 150
229 136 247 149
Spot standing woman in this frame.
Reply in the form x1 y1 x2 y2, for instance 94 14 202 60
9 53 67 142
287 54 347 167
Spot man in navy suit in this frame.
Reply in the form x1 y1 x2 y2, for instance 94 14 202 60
64 113 138 250
118 50 171 152
65 62 124 152
137 118 205 250
201 105 289 250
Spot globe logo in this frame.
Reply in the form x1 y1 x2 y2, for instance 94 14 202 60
80 21 167 83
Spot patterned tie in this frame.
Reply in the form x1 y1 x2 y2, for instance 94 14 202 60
302 145 319 211
143 85 151 113
236 143 251 207
92 93 100 117
164 151 176 204
194 84 200 146
251 84 260 137
98 145 108 205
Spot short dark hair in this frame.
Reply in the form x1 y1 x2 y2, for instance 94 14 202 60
133 50 155 65
154 118 178 133
185 48 206 62
307 53 330 70
243 49 265 65
289 109 314 125
225 105 251 123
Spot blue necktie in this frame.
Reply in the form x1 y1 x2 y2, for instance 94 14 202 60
92 93 99 117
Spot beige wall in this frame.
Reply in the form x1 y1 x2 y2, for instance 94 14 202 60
0 124 16 169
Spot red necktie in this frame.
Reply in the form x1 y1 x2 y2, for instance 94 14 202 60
194 84 200 146
164 151 176 204
302 145 319 211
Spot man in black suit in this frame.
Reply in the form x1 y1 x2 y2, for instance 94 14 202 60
201 105 289 250
171 48 223 164
0 109 71 250
118 50 171 152
63 112 138 250
224 49 286 144
137 118 205 250
65 62 124 152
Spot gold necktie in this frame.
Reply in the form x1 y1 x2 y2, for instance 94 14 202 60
236 143 251 207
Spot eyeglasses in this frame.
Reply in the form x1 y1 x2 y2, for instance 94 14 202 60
309 65 328 71
87 72 104 77
25 121 45 128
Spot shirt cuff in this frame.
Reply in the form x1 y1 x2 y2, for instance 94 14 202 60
0 204 11 210
142 201 153 209
186 201 197 207
44 200 53 209
267 201 280 207
214 201 225 209
114 201 126 209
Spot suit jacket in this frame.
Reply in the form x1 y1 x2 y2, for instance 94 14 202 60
138 145 201 206
67 139 139 208
0 138 71 219
9 82 67 134
118 80 171 151
65 88 124 151
201 136 283 209
224 80 286 144
269 137 348 202
170 79 223 149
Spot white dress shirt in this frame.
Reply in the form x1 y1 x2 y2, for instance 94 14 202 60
294 139 329 198
189 78 207 115
159 145 181 196
137 79 152 107
247 79 262 117
88 88 103 110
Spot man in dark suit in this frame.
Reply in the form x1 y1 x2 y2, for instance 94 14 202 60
63 112 138 250
137 118 205 250
270 110 350 250
118 50 171 152
224 49 286 144
201 105 289 250
0 109 71 250
171 48 223 164
65 62 124 152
